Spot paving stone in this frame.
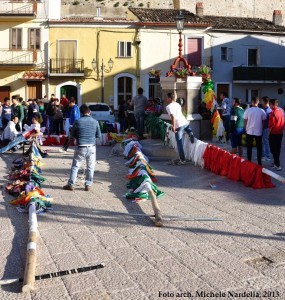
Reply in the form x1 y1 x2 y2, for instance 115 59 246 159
111 288 147 300
150 258 196 283
1 142 285 298
96 261 136 292
109 247 151 273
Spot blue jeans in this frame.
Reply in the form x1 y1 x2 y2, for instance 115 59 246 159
175 123 193 161
262 128 270 159
68 146 96 187
134 111 145 137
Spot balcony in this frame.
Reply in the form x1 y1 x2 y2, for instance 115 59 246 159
0 49 37 66
233 66 285 83
49 59 85 77
0 0 37 18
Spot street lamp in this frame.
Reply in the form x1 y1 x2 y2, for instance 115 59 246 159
176 10 186 58
91 58 114 103
166 10 190 77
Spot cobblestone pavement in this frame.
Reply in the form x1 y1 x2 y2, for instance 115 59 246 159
0 139 285 300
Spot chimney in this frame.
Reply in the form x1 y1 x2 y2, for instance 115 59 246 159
273 10 282 26
173 0 180 10
196 2 203 17
96 7 101 17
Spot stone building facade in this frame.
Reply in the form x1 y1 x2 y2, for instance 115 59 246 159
62 0 285 26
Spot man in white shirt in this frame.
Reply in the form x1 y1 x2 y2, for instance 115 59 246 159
244 97 266 165
1 116 19 147
166 92 194 165
0 114 41 154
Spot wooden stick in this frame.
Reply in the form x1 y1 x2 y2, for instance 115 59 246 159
148 190 163 227
262 168 285 184
22 203 38 293
1 264 105 285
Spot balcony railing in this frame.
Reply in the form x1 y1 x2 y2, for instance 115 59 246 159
49 59 85 75
233 66 285 82
0 49 37 65
0 0 37 15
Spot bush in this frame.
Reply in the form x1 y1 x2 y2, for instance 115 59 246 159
123 2 128 6
114 2 119 7
72 0 80 5
138 3 144 7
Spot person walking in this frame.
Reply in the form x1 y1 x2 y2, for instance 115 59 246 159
11 95 24 132
268 98 284 171
27 98 39 125
46 94 55 134
166 92 195 165
53 99 64 135
1 97 12 129
244 97 266 165
130 87 148 140
63 104 101 191
219 91 231 144
59 98 80 152
261 96 272 162
230 98 244 156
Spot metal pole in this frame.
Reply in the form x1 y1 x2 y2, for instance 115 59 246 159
101 59 104 103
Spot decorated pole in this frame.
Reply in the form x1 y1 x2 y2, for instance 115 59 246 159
22 202 38 292
262 168 285 184
148 189 163 227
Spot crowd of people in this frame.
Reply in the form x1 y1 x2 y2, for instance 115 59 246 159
1 90 284 171
0 94 80 152
215 93 284 171
117 88 163 137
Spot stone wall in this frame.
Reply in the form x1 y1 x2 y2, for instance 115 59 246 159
61 0 285 26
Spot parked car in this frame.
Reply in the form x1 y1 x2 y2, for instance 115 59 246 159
86 103 115 123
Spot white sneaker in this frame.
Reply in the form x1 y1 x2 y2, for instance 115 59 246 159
58 148 66 153
271 165 282 171
262 157 271 162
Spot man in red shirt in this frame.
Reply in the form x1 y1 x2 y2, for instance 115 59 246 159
268 98 285 171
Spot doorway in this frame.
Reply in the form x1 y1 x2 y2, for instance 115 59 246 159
27 81 42 99
60 85 78 103
216 83 230 104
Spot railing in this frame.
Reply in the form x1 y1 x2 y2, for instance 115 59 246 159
0 0 37 15
0 49 37 65
233 66 285 81
49 58 85 74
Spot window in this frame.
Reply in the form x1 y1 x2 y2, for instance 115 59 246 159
10 28 22 49
118 41 132 57
187 38 202 67
221 47 233 62
248 48 259 66
246 89 260 103
149 78 162 100
28 28 40 50
118 76 132 104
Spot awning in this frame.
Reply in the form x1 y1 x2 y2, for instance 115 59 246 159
22 71 46 81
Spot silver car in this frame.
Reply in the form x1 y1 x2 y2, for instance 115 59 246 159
86 103 115 123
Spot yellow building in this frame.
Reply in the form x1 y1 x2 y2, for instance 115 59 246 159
0 0 60 101
48 18 140 109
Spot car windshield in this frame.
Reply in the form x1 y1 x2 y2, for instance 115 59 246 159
89 104 109 111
